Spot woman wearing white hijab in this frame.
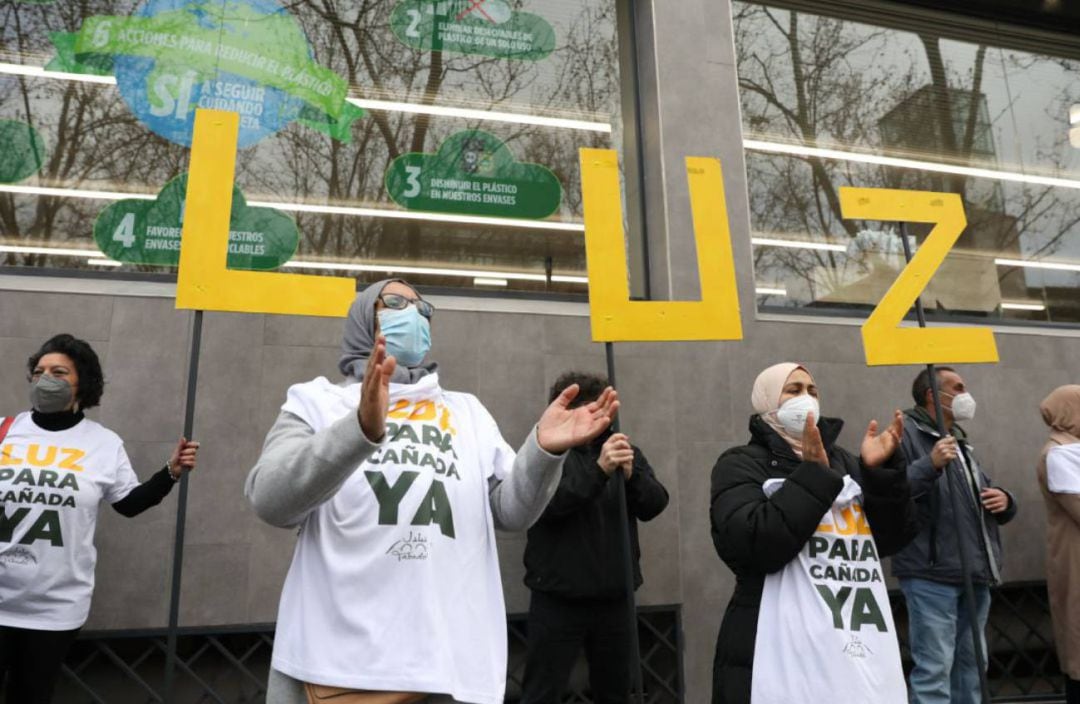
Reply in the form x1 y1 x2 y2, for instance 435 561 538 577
246 279 618 704
709 362 916 704
1038 385 1080 703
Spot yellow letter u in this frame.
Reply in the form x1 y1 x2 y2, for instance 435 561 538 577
579 149 743 342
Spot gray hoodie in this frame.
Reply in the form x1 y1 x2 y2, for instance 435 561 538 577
246 404 563 704
245 280 564 703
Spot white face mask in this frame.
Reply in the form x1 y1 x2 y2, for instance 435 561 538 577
948 392 976 422
775 394 821 435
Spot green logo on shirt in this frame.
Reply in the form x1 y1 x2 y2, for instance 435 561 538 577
365 471 455 539
0 508 63 547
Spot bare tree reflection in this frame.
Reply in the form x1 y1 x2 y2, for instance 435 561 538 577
734 2 1080 320
0 0 619 291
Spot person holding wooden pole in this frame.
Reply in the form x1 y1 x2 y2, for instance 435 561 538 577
893 367 1018 704
0 333 199 704
520 371 669 704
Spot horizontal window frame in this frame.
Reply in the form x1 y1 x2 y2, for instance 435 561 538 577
0 266 591 317
742 0 1080 61
756 303 1080 336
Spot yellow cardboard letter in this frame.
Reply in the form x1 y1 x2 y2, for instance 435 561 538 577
579 149 742 342
839 187 998 366
176 109 354 316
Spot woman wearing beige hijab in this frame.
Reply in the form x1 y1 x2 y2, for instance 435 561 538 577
709 362 917 704
1038 385 1080 703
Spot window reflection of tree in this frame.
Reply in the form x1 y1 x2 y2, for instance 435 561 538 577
735 3 1080 321
236 0 620 285
0 1 188 269
0 0 619 292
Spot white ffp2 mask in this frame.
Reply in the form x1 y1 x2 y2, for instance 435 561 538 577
949 392 976 421
775 394 821 435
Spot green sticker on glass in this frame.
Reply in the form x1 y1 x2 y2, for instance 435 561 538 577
46 0 365 148
0 121 47 184
385 130 562 219
390 0 555 61
93 175 299 269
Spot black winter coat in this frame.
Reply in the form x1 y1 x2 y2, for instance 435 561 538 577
709 416 917 704
524 432 669 600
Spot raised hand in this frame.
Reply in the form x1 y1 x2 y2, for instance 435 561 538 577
860 409 904 468
598 432 634 477
536 385 619 455
358 335 397 443
802 412 829 467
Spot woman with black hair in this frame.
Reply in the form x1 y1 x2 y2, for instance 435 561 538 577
0 333 199 704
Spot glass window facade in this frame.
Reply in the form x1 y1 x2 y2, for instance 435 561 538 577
0 0 623 294
735 2 1080 324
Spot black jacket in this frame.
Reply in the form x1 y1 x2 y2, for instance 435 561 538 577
709 416 917 704
523 432 669 600
890 407 1017 585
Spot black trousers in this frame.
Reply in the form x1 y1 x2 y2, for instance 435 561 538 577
1067 677 1080 704
0 625 80 704
521 590 632 704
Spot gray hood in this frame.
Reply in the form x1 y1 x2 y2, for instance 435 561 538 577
337 278 437 384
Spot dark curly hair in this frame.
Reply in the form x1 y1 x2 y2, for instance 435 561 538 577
548 371 610 409
27 334 105 410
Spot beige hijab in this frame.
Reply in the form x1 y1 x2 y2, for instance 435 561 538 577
1041 385 1080 446
752 362 811 458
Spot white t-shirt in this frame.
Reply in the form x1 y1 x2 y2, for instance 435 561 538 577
271 373 516 704
751 476 906 704
0 412 140 630
1048 444 1080 494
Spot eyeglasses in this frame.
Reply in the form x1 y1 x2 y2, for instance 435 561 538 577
378 293 435 319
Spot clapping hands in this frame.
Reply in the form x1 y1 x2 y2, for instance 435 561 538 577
536 384 619 454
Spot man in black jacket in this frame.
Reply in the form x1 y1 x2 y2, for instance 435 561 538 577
520 372 669 704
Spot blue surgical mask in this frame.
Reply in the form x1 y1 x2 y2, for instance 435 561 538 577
378 307 431 366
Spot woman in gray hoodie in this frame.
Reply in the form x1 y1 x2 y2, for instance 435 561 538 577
245 279 618 704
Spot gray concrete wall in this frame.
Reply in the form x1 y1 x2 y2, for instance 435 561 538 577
1 2 1078 701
